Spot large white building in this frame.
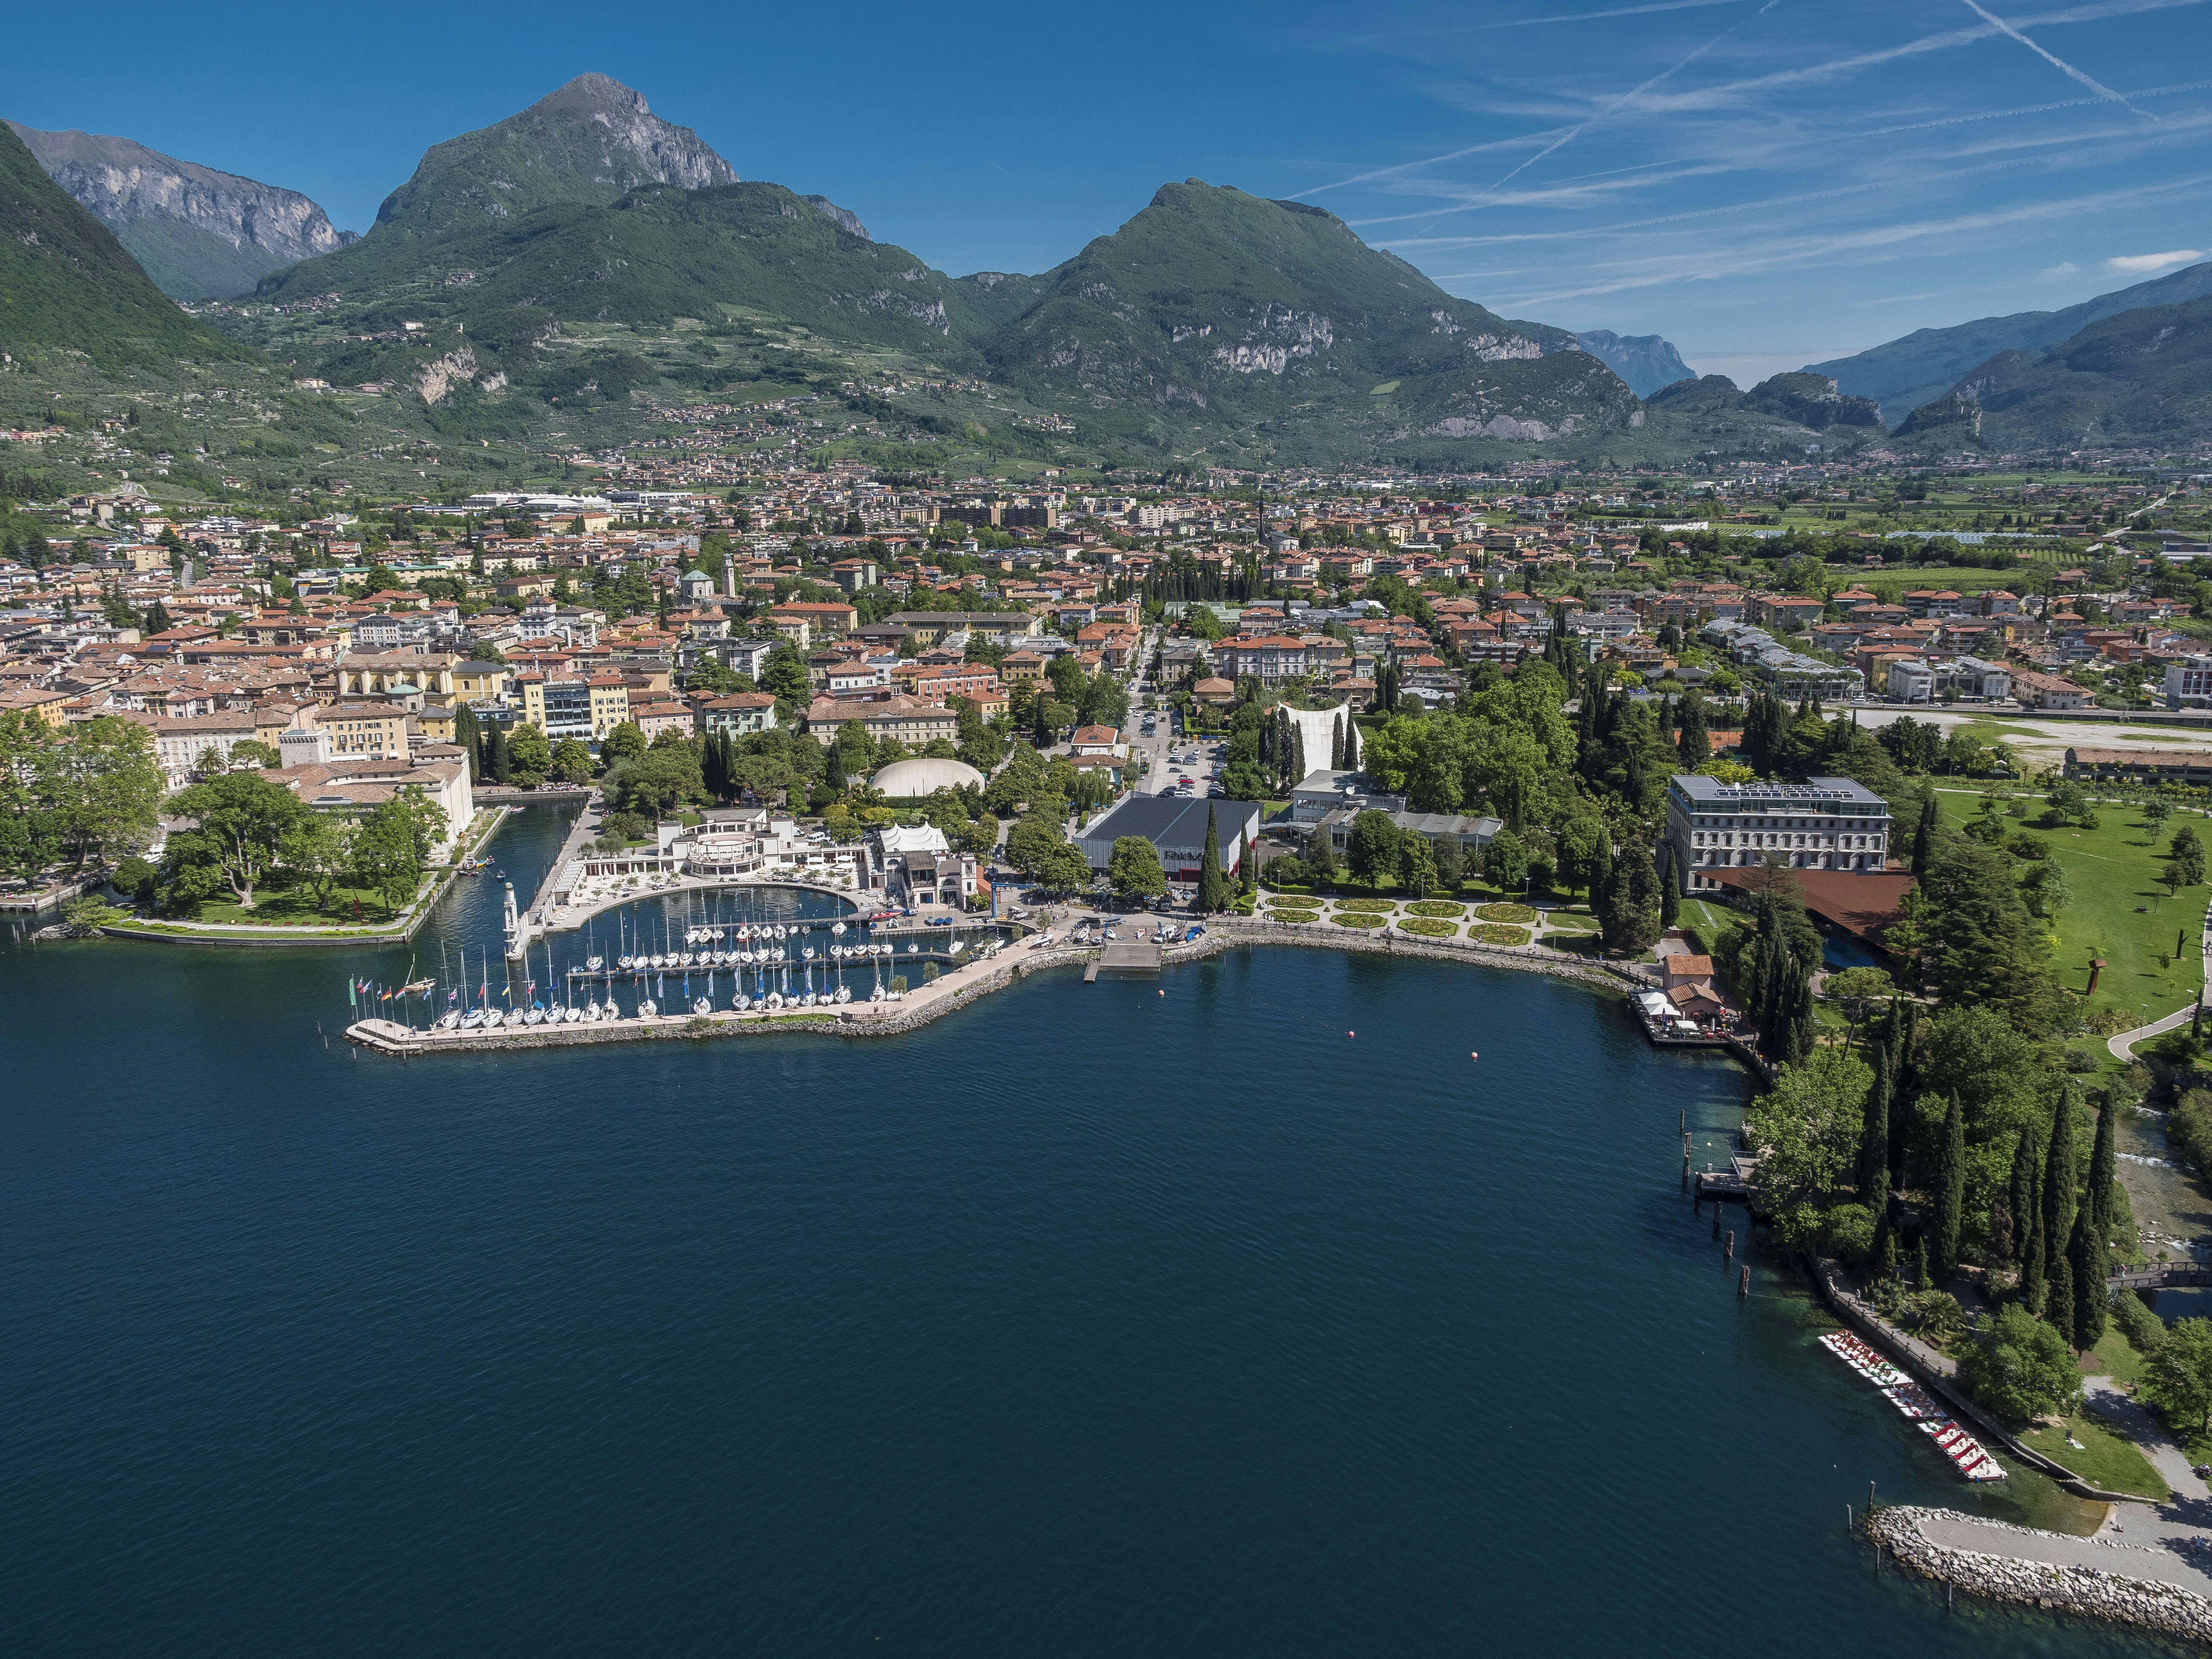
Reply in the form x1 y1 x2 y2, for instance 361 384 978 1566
1664 774 1892 892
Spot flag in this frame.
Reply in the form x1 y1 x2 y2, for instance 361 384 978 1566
348 980 356 1010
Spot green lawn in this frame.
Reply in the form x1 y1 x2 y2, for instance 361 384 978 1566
1541 908 1602 931
1934 794 2204 1030
2082 1326 2150 1388
2017 1413 2170 1501
187 874 433 926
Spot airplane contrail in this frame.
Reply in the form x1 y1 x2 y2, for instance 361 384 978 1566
1957 0 2158 117
1485 0 1782 195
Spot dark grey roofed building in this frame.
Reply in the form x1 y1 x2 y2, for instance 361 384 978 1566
1075 796 1263 879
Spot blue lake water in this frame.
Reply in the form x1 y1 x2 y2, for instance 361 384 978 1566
0 806 2179 1655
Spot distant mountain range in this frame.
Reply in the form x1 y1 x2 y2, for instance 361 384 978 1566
6 120 353 301
1893 293 2212 454
24 72 2157 464
1809 260 2212 425
1569 330 1692 399
0 120 251 365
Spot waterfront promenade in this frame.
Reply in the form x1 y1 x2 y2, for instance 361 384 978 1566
349 911 1658 1055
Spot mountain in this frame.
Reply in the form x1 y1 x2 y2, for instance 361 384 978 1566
1894 294 2212 453
1643 372 1883 452
1808 261 2212 425
800 195 868 240
5 121 353 301
1570 329 1693 398
370 73 733 241
256 179 983 396
972 180 1642 459
0 119 251 367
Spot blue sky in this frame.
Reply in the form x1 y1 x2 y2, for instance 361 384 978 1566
8 0 2209 382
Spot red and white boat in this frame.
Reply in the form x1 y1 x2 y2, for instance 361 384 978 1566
1818 1331 2006 1481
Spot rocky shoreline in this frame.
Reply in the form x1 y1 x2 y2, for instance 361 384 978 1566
1869 1505 2212 1642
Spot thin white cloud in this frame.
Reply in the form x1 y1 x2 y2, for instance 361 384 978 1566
1957 0 2157 116
2043 260 2084 275
1481 0 1783 197
1479 166 2212 306
1477 0 1747 26
1863 76 2212 136
2106 248 2206 271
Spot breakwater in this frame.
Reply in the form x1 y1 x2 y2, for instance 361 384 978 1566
345 921 1665 1058
1869 1506 2212 1643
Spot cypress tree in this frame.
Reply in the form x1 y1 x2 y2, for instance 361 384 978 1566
1913 1234 1932 1292
1889 1001 1919 1185
1677 698 1710 768
1342 717 1360 770
491 726 512 785
2044 1087 2078 1289
1871 1203 1898 1285
2044 1236 2075 1346
1330 714 1345 770
2017 1127 2047 1310
1858 1046 1892 1203
1911 793 1940 876
2087 1094 2117 1240
2069 1208 2106 1352
826 742 847 794
1933 1091 1965 1282
1197 805 1227 914
1658 844 1679 928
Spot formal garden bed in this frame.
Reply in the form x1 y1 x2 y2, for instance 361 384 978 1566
1468 923 1532 946
1333 898 1396 914
1474 902 1538 924
1539 908 1601 931
1331 912 1388 928
1403 901 1465 918
1397 918 1458 939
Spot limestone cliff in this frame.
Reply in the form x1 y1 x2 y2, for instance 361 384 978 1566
6 120 353 300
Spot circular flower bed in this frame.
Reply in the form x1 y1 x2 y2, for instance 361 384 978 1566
1467 923 1532 946
1268 907 1322 924
1397 917 1458 938
1403 901 1465 918
1331 912 1388 928
1333 898 1395 913
1475 902 1538 924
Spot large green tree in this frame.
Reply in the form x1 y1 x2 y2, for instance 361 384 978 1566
1107 835 1167 902
165 771 309 908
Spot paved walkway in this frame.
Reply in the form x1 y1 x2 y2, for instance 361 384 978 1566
2110 899 2212 1059
1915 1508 2212 1600
2087 1377 2209 1503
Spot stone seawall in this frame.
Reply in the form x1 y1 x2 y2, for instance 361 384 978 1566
1869 1506 2212 1643
347 925 1696 1060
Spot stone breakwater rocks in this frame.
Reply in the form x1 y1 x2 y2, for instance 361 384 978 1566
1870 1507 2212 1642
